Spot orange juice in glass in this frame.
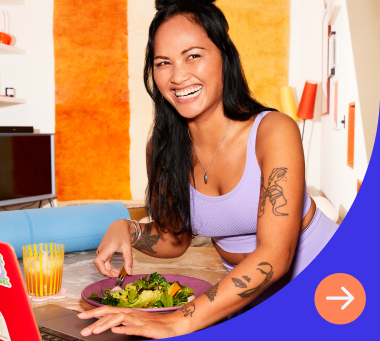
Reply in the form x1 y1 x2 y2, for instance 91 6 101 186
21 243 65 296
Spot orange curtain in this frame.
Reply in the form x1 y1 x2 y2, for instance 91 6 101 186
217 0 290 109
54 0 131 200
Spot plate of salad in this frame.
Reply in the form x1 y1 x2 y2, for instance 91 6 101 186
81 272 213 312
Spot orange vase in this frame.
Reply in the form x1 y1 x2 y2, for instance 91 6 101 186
0 32 12 45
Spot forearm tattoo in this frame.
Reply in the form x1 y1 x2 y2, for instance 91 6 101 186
233 262 274 298
232 278 247 288
204 282 219 302
179 302 195 317
131 223 160 254
242 276 251 282
258 167 289 217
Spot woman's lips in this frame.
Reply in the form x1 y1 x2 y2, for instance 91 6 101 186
172 86 203 103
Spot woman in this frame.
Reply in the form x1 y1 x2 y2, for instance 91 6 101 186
78 0 338 338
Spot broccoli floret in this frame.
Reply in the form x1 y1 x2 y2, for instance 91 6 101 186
149 272 168 285
101 295 119 307
175 291 187 301
173 291 188 306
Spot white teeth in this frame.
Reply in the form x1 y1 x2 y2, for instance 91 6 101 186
175 86 202 99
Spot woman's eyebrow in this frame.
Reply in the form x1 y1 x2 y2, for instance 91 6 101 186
154 55 169 60
181 46 205 54
154 47 205 60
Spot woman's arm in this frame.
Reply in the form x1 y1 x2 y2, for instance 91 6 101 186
173 112 305 330
94 219 192 277
80 112 307 337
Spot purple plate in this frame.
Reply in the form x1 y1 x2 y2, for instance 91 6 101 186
81 274 213 312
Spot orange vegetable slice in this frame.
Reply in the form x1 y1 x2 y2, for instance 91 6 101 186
169 283 181 297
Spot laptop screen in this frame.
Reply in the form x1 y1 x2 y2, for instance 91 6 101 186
0 242 41 341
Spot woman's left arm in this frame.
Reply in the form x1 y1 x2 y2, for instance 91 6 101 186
78 112 306 338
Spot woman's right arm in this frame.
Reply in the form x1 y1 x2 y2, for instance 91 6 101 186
94 219 192 277
94 138 192 277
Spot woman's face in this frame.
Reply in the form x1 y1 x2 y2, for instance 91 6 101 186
153 15 224 120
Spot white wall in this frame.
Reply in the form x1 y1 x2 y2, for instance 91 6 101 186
320 0 367 213
0 1 55 133
288 0 370 218
128 0 155 200
288 0 324 190
0 1 56 208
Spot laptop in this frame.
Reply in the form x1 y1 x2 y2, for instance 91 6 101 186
0 242 146 340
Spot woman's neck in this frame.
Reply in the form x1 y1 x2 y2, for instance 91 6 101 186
187 101 231 151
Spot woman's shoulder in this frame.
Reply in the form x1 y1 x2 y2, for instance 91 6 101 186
256 111 302 159
260 110 297 127
258 110 300 138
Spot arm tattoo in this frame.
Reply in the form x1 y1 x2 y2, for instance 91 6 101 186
242 276 251 283
235 262 274 298
131 223 160 254
232 278 247 288
258 168 289 217
204 282 219 302
179 302 195 317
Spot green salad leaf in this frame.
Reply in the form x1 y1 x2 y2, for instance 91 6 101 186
154 301 164 308
180 286 194 297
129 290 162 308
160 292 173 308
127 286 138 304
87 293 102 302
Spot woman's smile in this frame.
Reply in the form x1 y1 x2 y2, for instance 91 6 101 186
172 85 203 102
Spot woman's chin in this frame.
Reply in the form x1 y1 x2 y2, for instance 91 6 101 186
171 101 205 120
176 108 205 120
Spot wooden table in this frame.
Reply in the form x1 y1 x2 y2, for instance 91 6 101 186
19 247 227 312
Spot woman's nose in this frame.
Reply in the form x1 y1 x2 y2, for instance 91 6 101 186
170 64 190 85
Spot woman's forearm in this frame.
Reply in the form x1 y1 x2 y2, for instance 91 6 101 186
170 245 292 333
94 219 192 277
129 220 191 258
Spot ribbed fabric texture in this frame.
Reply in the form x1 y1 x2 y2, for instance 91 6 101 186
190 111 311 255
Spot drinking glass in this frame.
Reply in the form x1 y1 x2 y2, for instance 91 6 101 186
21 243 65 296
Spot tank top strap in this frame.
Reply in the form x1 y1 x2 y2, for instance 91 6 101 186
248 110 273 149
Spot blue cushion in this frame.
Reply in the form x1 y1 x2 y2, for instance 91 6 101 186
0 202 130 258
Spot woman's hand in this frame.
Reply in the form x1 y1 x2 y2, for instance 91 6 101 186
94 219 134 277
78 306 188 339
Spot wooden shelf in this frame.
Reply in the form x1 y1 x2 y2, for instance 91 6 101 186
0 0 24 5
0 43 25 55
328 0 342 26
0 97 27 107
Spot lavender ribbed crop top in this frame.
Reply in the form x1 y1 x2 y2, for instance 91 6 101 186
190 111 311 255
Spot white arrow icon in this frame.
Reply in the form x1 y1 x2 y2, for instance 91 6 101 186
326 286 355 310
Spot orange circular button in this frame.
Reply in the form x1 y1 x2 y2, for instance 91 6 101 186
315 273 366 324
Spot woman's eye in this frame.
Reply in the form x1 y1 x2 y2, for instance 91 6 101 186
188 54 200 60
155 61 170 67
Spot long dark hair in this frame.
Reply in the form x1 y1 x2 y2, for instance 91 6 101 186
144 0 277 235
